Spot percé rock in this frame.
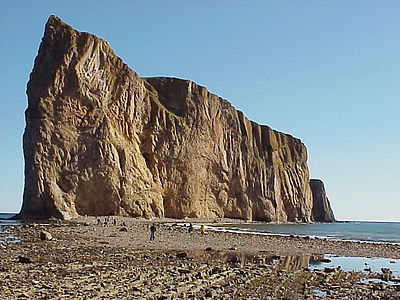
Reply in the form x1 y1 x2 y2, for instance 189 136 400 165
19 16 333 221
310 179 335 222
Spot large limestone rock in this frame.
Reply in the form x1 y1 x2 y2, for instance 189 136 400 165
19 16 330 221
310 179 335 222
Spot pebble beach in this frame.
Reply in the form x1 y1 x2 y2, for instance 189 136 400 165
1 216 400 299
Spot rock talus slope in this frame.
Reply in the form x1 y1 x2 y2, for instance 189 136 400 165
20 16 333 221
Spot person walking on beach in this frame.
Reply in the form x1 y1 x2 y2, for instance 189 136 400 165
188 223 193 233
149 224 157 240
199 225 206 235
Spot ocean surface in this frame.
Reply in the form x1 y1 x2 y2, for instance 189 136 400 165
0 213 19 225
210 221 400 244
0 212 20 243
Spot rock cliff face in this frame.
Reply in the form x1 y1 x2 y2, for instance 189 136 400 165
20 16 333 221
310 179 335 222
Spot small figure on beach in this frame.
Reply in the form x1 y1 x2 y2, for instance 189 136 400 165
149 224 157 240
188 223 193 233
198 225 206 235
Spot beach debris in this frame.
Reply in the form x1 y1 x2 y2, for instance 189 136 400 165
323 267 335 273
119 227 128 232
364 267 372 272
380 268 393 281
178 268 191 274
39 231 52 241
227 255 241 264
176 252 188 259
18 256 33 263
211 267 222 274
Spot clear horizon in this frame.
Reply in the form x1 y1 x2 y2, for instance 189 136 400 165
1 1 399 222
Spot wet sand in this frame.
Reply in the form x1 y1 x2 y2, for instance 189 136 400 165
1 216 400 299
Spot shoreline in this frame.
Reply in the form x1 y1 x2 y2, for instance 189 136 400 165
69 216 400 259
1 216 400 298
206 225 400 246
4 214 400 245
2 215 400 258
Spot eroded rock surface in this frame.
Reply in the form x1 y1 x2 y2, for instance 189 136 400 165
20 16 331 221
310 179 335 222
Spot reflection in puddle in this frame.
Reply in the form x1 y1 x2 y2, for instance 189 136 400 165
277 255 320 272
182 250 400 285
0 234 20 244
313 289 327 297
183 250 267 266
0 219 21 245
183 250 320 272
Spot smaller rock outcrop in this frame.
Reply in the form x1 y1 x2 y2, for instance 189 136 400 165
39 231 52 241
310 179 335 222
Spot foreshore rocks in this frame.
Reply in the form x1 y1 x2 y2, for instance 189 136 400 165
1 219 400 299
20 15 334 222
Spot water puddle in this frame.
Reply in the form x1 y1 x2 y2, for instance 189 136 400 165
0 234 20 245
313 289 327 297
179 250 400 285
0 227 20 245
310 255 400 276
310 254 400 284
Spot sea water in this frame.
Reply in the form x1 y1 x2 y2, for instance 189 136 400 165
210 221 400 244
0 213 19 225
208 221 400 281
0 212 20 244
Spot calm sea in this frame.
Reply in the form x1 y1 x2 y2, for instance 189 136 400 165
0 213 19 226
0 213 20 243
211 221 400 244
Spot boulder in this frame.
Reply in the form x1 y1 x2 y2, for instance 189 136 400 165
39 230 52 241
18 256 33 263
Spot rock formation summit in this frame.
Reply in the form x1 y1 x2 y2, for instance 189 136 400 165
20 16 335 222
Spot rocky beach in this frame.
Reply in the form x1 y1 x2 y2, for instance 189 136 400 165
1 217 400 299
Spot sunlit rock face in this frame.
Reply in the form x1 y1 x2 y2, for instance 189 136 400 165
20 16 331 221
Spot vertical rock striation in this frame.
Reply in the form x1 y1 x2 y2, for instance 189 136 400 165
310 179 335 222
20 16 333 221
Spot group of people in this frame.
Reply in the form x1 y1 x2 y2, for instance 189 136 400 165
148 223 207 241
95 216 208 241
96 217 126 227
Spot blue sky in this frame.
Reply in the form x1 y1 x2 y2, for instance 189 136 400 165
1 1 399 221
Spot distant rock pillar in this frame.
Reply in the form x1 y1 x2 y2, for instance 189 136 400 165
310 179 335 222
